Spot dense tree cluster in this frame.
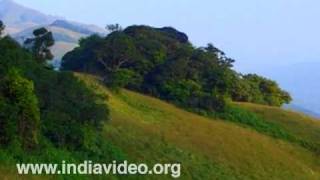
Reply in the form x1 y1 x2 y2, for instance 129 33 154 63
0 24 109 152
0 68 40 150
230 74 292 106
62 25 291 112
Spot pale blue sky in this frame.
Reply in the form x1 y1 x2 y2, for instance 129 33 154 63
14 0 320 72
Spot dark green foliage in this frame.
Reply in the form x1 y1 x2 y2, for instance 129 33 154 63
216 106 294 140
62 25 292 113
36 71 109 149
0 20 4 37
106 23 122 33
0 34 110 155
95 32 138 72
104 68 138 90
0 69 40 150
24 27 55 63
231 74 292 107
162 79 202 104
157 27 189 43
61 34 106 75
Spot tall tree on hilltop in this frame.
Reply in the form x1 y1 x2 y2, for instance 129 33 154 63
205 43 235 68
106 23 122 33
24 27 55 64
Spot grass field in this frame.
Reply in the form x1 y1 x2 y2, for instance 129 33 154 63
1 74 319 179
77 74 320 180
237 103 320 153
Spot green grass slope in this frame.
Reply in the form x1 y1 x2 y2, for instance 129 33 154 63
78 74 320 180
237 102 320 153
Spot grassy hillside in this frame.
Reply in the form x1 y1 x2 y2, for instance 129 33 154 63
77 73 320 180
238 102 320 153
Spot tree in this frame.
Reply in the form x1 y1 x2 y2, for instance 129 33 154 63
205 43 235 68
106 23 122 33
104 69 137 90
95 33 137 73
242 74 292 106
93 32 141 89
163 79 202 105
24 27 55 63
61 25 292 112
0 35 111 154
0 20 5 37
1 69 40 150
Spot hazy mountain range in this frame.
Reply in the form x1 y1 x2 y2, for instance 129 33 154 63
0 0 57 33
0 0 106 67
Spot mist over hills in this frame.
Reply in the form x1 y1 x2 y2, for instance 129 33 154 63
13 22 96 67
0 0 106 67
0 0 57 33
0 0 105 34
51 19 106 35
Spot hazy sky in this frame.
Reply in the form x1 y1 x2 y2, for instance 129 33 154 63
14 0 320 72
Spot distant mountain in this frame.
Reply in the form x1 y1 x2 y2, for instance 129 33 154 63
0 0 106 68
0 0 57 34
14 23 87 43
51 20 106 35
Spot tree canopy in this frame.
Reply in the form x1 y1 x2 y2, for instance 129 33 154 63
0 24 109 152
24 27 55 64
62 25 292 112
